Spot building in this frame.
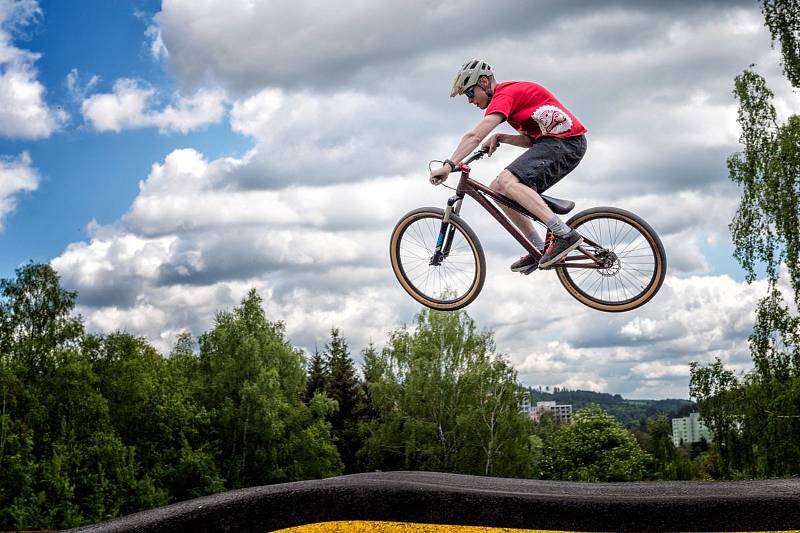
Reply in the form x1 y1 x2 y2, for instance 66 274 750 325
531 401 572 424
519 389 532 416
671 412 712 446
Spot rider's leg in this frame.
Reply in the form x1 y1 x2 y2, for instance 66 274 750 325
503 136 588 267
497 173 583 268
489 176 544 250
494 170 555 223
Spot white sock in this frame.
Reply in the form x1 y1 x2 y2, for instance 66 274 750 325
545 215 571 237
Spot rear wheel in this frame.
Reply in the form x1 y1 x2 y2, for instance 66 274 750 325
390 207 485 311
556 207 666 312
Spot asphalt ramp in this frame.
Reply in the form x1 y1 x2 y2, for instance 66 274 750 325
71 471 800 532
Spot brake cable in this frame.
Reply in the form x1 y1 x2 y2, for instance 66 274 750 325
428 160 458 191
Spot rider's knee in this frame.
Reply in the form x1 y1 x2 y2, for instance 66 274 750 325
489 177 505 194
492 170 518 195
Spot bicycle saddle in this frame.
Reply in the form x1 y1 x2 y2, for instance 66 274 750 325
541 194 574 215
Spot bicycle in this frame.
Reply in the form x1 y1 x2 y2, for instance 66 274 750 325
389 148 667 312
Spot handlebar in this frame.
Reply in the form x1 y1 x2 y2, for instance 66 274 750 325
460 146 489 168
429 147 489 185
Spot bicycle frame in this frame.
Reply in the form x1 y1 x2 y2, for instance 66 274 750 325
433 159 607 270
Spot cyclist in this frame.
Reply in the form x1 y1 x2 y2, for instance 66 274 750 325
429 59 587 272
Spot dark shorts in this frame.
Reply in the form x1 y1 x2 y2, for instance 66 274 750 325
506 135 587 193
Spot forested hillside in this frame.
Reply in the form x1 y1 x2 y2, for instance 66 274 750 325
528 389 695 429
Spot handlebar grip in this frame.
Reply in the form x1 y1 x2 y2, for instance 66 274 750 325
462 149 487 166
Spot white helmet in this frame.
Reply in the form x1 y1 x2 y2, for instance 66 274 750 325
450 58 493 97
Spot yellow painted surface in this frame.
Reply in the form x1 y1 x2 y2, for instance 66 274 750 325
273 523 571 533
273 522 800 533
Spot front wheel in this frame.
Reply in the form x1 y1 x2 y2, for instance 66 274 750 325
390 207 486 311
556 207 667 312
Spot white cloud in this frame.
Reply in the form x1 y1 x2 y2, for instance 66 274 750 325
47 0 795 399
229 88 283 138
81 78 226 133
66 68 100 102
50 137 768 398
0 0 66 138
145 23 167 61
225 87 445 188
0 151 38 231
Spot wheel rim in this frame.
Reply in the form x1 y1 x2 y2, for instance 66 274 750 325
563 215 659 306
396 215 479 305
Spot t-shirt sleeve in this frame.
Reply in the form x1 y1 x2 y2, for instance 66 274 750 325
484 93 513 119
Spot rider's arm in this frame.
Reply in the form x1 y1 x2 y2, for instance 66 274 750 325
496 133 534 148
447 113 505 164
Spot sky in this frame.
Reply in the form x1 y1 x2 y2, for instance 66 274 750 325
0 0 798 399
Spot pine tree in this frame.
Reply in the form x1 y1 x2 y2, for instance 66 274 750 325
324 328 365 473
305 345 329 404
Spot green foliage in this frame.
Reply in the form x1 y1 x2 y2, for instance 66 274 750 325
689 3 800 480
359 308 536 478
644 414 693 480
86 332 223 502
728 69 800 299
540 405 651 482
323 329 367 474
0 265 161 529
197 289 342 487
762 0 800 88
304 346 328 404
0 262 728 529
0 270 343 530
0 263 83 376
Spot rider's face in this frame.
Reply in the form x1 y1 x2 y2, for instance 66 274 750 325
467 80 489 109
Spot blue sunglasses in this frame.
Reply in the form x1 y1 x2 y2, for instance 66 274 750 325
464 85 477 98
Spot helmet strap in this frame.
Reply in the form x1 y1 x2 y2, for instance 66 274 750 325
481 75 493 104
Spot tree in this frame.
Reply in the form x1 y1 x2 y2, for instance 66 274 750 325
323 328 366 473
304 345 328 404
645 414 693 480
727 0 800 372
728 0 800 302
87 332 224 502
197 289 342 487
0 265 160 530
458 356 535 477
541 405 651 482
359 308 535 477
762 0 800 88
359 341 382 421
0 263 83 376
690 0 800 479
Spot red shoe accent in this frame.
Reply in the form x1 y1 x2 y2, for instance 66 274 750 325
544 231 555 254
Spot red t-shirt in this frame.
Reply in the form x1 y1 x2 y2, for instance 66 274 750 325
485 81 587 140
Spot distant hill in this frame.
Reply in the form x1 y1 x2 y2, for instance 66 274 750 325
526 388 696 429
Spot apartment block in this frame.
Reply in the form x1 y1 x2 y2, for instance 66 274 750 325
531 401 572 424
671 412 712 446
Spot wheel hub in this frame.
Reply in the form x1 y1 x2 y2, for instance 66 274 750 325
597 250 620 277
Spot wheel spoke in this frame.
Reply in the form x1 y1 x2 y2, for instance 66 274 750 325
563 214 662 307
394 213 480 306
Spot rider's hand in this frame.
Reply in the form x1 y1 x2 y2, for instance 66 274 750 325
429 164 450 185
481 134 501 156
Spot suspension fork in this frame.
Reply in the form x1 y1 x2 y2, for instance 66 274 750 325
430 194 464 266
